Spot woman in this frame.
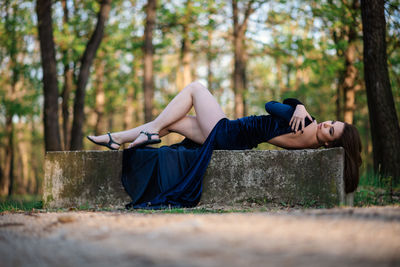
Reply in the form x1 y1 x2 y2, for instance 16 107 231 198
88 82 362 209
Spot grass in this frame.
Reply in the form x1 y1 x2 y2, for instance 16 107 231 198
1 172 399 213
354 170 400 206
0 196 247 213
131 207 233 214
0 195 43 212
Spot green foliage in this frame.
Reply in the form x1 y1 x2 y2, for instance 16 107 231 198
0 1 41 118
0 195 43 212
354 170 400 206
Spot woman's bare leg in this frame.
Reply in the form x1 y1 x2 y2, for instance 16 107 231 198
158 115 206 144
88 81 226 148
129 81 226 146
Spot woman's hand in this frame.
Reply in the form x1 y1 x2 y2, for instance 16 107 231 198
289 104 313 133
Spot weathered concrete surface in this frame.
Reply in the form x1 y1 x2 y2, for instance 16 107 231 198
1 207 400 267
44 148 347 208
202 149 345 207
44 151 130 208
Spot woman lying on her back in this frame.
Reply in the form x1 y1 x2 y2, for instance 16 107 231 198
88 82 362 201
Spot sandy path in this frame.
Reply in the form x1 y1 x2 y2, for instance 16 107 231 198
1 206 399 267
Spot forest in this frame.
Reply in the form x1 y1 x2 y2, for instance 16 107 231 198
0 0 399 198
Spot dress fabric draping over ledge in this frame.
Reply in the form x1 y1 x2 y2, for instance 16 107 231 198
121 98 314 209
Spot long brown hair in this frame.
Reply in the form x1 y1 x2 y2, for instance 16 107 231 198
327 123 362 193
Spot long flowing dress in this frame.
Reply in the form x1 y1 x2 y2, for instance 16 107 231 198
121 98 314 209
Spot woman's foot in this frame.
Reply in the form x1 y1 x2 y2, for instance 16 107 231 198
128 130 161 148
87 132 121 150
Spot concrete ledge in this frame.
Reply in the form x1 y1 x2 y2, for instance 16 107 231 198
43 151 129 208
43 148 349 208
202 149 346 207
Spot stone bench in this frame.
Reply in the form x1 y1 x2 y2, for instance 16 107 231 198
43 148 353 209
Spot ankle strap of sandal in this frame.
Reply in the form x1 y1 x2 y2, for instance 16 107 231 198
107 132 121 146
140 131 159 140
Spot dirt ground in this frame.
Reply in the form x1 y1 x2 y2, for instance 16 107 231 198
1 206 399 267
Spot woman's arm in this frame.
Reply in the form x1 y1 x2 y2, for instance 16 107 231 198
264 101 294 122
283 98 304 108
265 98 313 132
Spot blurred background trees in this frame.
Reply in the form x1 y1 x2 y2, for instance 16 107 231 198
0 0 399 196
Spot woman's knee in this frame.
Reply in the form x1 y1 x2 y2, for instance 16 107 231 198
186 81 206 93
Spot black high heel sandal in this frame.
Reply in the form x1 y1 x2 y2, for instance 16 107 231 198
131 131 161 148
86 132 121 150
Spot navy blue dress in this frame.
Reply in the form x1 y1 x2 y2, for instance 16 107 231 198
122 98 314 209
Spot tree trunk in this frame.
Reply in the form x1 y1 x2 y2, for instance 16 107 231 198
343 38 357 124
124 85 136 130
207 26 213 91
36 0 62 151
342 0 360 124
331 0 360 122
26 120 36 194
232 0 253 118
181 26 192 88
61 0 73 150
143 0 157 122
275 57 283 100
16 121 30 194
62 66 74 150
70 0 111 150
124 60 140 130
0 163 3 195
0 116 13 196
29 117 40 194
7 120 14 196
361 0 400 182
336 80 344 121
232 0 242 118
94 60 106 137
182 0 192 88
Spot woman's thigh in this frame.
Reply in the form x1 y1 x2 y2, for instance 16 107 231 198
190 82 227 137
163 115 207 144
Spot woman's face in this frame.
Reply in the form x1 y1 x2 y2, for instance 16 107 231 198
316 120 345 145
